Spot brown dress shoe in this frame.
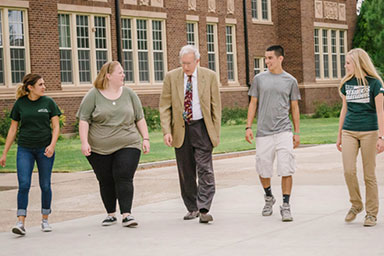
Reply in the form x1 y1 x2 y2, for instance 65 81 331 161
183 211 200 220
199 213 213 223
345 207 363 222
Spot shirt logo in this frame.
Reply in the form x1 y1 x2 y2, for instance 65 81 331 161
38 108 49 113
345 85 370 103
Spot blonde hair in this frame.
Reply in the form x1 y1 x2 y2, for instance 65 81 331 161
16 73 42 99
93 61 121 89
340 48 384 90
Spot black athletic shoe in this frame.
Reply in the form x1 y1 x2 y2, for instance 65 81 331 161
122 215 138 227
101 216 117 226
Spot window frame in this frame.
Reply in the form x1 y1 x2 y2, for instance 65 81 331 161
121 16 167 86
206 23 220 79
0 7 30 88
314 27 347 81
251 0 272 24
254 57 267 76
186 21 199 49
225 24 238 84
58 12 112 87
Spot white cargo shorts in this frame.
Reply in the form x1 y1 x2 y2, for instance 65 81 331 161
255 131 295 178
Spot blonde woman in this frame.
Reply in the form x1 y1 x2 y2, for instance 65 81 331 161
0 74 61 235
77 61 150 228
336 48 384 227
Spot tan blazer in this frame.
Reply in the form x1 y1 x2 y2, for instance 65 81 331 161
159 66 221 148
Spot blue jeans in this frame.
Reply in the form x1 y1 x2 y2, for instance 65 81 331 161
16 146 55 217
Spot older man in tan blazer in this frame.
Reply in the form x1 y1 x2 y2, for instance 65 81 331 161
159 45 221 223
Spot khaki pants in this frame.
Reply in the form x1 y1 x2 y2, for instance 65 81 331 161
342 130 378 217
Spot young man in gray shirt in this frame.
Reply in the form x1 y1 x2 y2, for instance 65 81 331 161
245 45 301 221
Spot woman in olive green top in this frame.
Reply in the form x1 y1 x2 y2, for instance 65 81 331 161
77 61 150 227
337 48 384 227
0 73 61 236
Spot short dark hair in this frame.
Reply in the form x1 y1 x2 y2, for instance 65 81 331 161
266 45 284 57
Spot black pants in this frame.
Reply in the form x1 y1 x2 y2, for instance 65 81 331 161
87 148 141 214
175 119 215 213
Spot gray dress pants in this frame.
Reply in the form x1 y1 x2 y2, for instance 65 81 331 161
175 119 216 213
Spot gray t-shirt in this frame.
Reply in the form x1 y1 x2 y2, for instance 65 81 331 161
248 70 301 137
77 86 144 155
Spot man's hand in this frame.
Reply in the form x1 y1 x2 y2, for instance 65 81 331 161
163 134 173 147
245 128 254 144
293 134 300 149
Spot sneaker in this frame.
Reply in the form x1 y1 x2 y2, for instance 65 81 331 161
280 203 293 222
199 213 213 224
183 211 200 220
122 215 138 227
41 219 52 232
12 221 26 236
262 195 276 216
363 215 376 227
345 207 363 222
102 216 117 226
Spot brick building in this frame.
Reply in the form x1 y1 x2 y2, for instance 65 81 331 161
0 0 356 133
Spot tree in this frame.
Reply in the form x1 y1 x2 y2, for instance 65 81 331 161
352 0 384 75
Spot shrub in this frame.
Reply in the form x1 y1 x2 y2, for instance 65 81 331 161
312 102 342 118
221 107 248 125
143 107 161 131
0 109 12 140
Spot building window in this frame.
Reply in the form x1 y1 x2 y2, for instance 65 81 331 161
340 31 346 77
314 28 347 80
122 18 134 83
206 24 218 72
225 25 237 82
186 22 198 47
58 14 73 83
251 0 271 22
121 17 166 85
314 29 320 78
152 20 164 82
0 11 4 85
58 13 111 86
95 16 108 73
0 8 29 87
254 58 267 76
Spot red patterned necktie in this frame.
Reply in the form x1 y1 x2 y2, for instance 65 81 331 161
183 75 193 123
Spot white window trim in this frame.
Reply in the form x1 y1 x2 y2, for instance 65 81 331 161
122 16 167 87
226 24 239 86
0 7 30 88
59 12 112 87
254 57 267 76
186 21 199 50
251 0 273 24
206 23 220 81
315 27 347 81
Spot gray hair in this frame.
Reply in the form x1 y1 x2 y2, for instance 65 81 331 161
179 45 200 61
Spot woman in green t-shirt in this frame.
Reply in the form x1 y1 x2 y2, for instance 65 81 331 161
0 74 61 235
336 48 384 227
78 61 150 228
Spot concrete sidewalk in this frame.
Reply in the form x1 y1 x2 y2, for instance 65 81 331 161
1 144 384 255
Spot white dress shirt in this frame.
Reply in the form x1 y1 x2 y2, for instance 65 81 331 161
184 69 203 120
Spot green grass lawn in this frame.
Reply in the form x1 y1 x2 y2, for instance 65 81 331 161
0 117 339 172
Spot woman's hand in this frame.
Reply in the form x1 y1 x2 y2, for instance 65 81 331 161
336 135 342 152
142 139 150 154
376 139 384 154
44 144 55 158
81 142 92 156
0 155 6 167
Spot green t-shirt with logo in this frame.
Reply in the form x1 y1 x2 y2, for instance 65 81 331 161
10 96 61 148
341 76 384 131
